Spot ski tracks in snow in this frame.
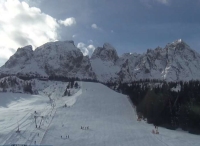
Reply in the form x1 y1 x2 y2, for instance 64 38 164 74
1 102 53 145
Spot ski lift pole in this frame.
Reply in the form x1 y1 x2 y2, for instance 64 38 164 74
39 116 44 128
34 115 37 128
16 119 20 133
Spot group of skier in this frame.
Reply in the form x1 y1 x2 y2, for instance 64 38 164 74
137 114 159 134
61 135 69 139
81 126 89 130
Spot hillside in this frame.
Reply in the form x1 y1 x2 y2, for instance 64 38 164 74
0 81 200 146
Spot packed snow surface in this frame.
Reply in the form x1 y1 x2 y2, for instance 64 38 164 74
0 82 200 146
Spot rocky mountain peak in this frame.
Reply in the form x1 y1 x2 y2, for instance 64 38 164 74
91 43 119 62
19 45 33 51
165 39 190 51
3 45 33 68
35 40 76 52
15 45 33 54
103 43 115 50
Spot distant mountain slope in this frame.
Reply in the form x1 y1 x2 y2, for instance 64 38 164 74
1 39 200 82
126 39 200 82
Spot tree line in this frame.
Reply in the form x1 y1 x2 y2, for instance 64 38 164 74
0 73 98 82
106 80 200 135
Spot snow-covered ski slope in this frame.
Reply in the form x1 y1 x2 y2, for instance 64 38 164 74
0 82 200 146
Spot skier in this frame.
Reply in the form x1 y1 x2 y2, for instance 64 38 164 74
152 125 156 134
152 124 159 134
152 129 155 134
156 126 159 134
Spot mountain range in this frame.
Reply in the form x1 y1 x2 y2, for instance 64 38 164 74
1 39 200 83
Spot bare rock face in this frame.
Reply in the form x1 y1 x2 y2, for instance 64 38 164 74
116 53 141 82
91 43 119 62
90 43 120 82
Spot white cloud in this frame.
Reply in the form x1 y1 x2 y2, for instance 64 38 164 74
72 34 77 38
91 23 102 31
155 0 169 4
0 47 14 59
91 24 98 29
58 17 76 27
87 45 95 52
77 42 85 48
77 43 88 56
0 0 59 64
77 42 95 57
88 40 93 44
140 0 169 6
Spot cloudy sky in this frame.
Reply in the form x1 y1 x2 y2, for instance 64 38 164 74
0 0 200 66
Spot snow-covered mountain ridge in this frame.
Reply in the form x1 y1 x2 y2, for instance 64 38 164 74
0 41 96 80
1 39 200 82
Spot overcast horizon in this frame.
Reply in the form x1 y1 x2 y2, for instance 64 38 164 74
0 0 200 66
